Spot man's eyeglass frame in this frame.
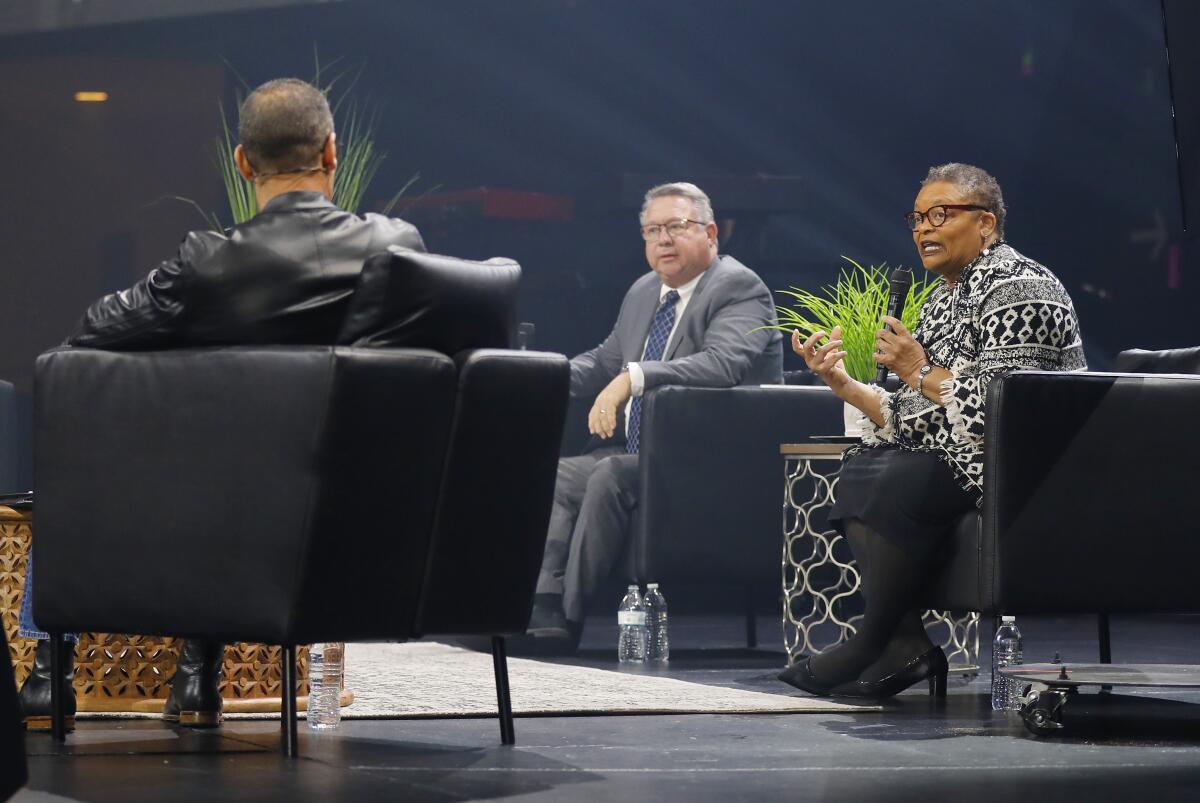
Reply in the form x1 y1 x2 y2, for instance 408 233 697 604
640 218 709 241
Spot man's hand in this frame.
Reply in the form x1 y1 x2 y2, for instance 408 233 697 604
588 371 633 438
874 316 926 385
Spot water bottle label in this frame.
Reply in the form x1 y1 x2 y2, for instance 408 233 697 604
618 611 646 626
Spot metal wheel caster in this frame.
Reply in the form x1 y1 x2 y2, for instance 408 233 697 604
1019 688 1071 737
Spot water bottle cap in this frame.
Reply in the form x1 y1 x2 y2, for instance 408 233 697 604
647 583 659 589
627 584 639 591
1001 615 1016 622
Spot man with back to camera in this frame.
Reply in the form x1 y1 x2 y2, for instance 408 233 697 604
525 181 782 648
16 77 425 731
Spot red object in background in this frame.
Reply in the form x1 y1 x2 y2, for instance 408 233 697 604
404 187 575 221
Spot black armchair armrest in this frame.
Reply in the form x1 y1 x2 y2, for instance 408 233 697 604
981 370 1200 614
627 384 843 588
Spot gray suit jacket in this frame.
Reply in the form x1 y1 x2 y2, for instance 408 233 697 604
570 255 782 406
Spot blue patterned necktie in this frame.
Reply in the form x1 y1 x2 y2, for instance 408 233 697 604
626 289 680 454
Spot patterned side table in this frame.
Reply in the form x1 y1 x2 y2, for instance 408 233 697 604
1 505 350 713
780 444 979 673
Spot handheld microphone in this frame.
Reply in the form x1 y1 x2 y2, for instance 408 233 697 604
874 268 914 385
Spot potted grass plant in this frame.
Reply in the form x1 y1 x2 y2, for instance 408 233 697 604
766 258 937 434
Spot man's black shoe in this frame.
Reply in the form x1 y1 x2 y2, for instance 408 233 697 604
18 639 76 732
527 594 572 640
163 639 225 728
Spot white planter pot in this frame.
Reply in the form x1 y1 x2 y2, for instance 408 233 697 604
843 402 864 437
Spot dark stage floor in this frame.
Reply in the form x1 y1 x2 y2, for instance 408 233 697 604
13 613 1200 803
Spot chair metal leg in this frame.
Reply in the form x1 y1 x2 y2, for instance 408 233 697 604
1098 613 1112 663
744 587 758 649
491 636 515 745
50 633 66 743
1098 613 1113 693
281 645 298 758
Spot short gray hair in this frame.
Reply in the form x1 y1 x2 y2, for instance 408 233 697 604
921 163 1007 238
640 182 715 224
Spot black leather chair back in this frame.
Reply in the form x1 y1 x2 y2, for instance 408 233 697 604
338 248 520 354
33 346 458 644
1113 346 1200 375
415 349 570 635
0 381 17 493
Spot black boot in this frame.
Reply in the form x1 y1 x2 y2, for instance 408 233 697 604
18 638 76 732
163 639 225 728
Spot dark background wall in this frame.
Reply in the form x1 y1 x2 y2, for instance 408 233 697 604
0 0 1192 487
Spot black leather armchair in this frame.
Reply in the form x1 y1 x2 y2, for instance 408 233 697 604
30 248 569 756
926 350 1200 666
0 379 17 493
622 383 843 640
1 626 27 801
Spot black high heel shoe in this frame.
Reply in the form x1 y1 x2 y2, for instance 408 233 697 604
163 639 225 728
777 658 839 696
833 646 949 700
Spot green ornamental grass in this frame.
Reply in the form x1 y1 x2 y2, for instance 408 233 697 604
763 258 938 383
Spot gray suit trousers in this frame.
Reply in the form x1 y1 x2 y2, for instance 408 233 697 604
535 446 639 622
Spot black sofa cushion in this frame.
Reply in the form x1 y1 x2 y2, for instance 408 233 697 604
338 247 520 354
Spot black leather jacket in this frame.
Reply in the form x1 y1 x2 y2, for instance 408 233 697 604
68 191 425 348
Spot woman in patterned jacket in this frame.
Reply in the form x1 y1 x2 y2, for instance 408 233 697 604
779 163 1086 698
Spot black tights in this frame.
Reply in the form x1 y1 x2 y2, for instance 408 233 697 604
807 517 936 685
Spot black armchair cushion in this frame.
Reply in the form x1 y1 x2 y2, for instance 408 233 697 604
338 247 520 354
1113 346 1200 375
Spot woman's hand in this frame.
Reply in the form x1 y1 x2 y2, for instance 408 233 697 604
792 326 850 390
875 316 926 385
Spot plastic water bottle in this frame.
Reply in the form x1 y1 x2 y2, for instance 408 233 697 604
991 616 1024 711
645 583 669 663
617 585 648 663
307 642 344 729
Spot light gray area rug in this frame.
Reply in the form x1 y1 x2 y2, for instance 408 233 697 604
80 642 872 720
323 642 867 718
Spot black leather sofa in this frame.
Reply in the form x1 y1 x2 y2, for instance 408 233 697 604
29 250 570 756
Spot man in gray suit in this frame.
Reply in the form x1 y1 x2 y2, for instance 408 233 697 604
527 182 782 643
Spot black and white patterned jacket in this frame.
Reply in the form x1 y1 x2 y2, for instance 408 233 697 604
856 242 1086 497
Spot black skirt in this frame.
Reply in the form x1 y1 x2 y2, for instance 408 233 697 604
828 445 978 553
